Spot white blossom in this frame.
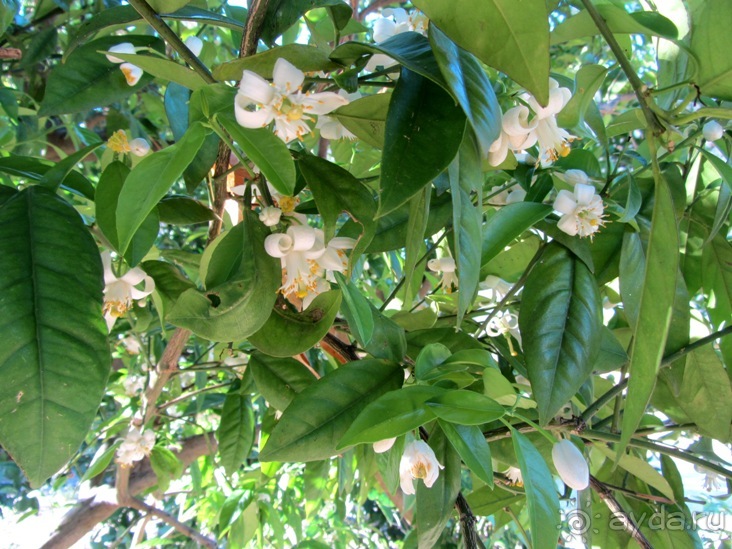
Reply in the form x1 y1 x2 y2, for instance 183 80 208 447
373 438 397 454
505 466 523 486
485 311 522 355
123 375 145 397
557 169 590 187
694 464 724 492
703 120 724 141
116 427 155 467
120 63 143 86
487 184 526 206
105 42 136 64
235 58 347 143
120 335 141 355
552 439 589 490
129 138 150 156
399 440 443 495
184 35 203 57
479 275 513 303
366 8 427 73
102 251 155 331
427 257 458 293
553 183 605 238
259 206 282 226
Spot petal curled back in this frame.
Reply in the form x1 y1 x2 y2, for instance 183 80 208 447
300 92 349 116
238 70 275 105
287 224 317 252
264 233 294 258
235 94 274 129
128 275 155 300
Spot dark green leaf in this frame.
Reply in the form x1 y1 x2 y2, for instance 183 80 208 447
379 69 466 215
249 353 317 411
103 51 207 91
426 390 505 425
157 196 215 225
415 343 453 381
519 244 602 424
217 382 256 476
331 93 390 149
260 359 402 462
688 0 732 100
38 143 103 192
556 64 609 129
140 260 195 320
481 203 552 266
0 155 95 200
466 485 523 516
335 273 375 346
439 421 493 485
261 0 352 45
0 187 109 487
213 44 340 81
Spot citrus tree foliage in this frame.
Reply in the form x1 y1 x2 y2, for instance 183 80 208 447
1 0 731 547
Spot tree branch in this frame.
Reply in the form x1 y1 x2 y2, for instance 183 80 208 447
590 475 653 549
42 434 217 549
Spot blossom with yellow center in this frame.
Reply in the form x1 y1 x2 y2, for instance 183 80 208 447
427 257 458 293
102 251 155 331
399 440 444 495
116 427 155 467
107 130 131 154
553 183 605 238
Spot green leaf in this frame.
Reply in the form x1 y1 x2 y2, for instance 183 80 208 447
217 112 296 196
481 203 552 266
619 179 679 456
338 386 443 448
248 291 342 357
335 273 374 346
168 212 280 341
426 390 505 425
619 230 644 327
702 234 732 326
150 446 183 493
429 25 501 156
439 421 493 485
511 429 560 549
102 51 207 91
330 93 390 149
140 260 195 321
449 132 483 326
0 187 110 487
688 0 732 100
0 155 95 200
414 0 550 105
594 444 675 501
157 196 215 225
217 381 256 476
39 35 165 116
116 123 207 253
379 69 466 215
416 426 461 549
415 343 453 381
361 303 407 362
297 154 376 259
261 0 352 45
698 147 732 194
466 485 523 516
556 64 609 129
38 143 104 192
518 244 602 424
80 441 122 483
260 359 402 462
213 44 339 81
249 353 317 411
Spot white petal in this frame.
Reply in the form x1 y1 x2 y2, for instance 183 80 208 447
128 275 155 300
562 169 589 187
301 92 349 115
373 17 397 43
287 224 317 251
264 233 293 258
703 120 724 141
506 187 526 204
373 438 397 453
120 267 147 286
503 106 537 136
120 63 142 86
101 251 115 283
552 439 589 490
574 183 597 206
259 206 282 226
557 214 579 236
184 35 203 57
238 71 275 105
488 134 509 167
129 138 150 156
235 94 274 129
106 42 136 64
273 58 305 94
365 53 397 72
105 312 117 332
553 190 577 215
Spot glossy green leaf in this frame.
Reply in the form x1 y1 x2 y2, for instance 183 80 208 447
426 390 505 425
168 213 280 341
511 429 560 549
38 143 103 192
0 187 109 487
557 64 609 129
335 273 374 346
518 244 602 424
595 327 629 373
141 259 195 321
620 179 679 456
481 203 552 267
213 44 340 81
414 0 550 105
116 123 207 253
39 35 164 116
360 303 407 362
103 51 207 91
249 353 317 411
416 426 461 549
552 5 678 44
439 420 493 485
415 343 453 381
429 25 501 156
466 485 523 516
260 359 402 462
217 381 255 476
338 386 443 448
379 69 466 215
619 230 644 328
330 93 390 149
689 0 732 100
297 154 376 259
261 0 352 45
157 196 215 225
217 112 296 196
248 291 342 357
0 155 95 200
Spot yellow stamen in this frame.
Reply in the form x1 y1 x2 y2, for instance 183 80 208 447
121 66 138 86
108 130 130 153
277 195 298 214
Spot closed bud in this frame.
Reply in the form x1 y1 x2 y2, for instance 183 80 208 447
703 120 724 141
552 439 589 490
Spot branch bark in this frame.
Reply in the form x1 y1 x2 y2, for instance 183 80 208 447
590 475 653 549
41 434 218 549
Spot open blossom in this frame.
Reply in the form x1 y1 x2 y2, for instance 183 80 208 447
552 439 589 490
399 440 444 495
264 223 355 308
123 375 145 397
373 438 397 454
488 79 575 166
505 466 523 486
116 427 155 467
235 58 348 143
553 183 605 238
694 464 723 492
428 257 458 293
485 311 521 356
366 8 428 73
105 43 143 86
102 251 155 331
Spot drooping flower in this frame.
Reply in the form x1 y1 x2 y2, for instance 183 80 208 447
120 335 141 355
505 466 523 486
399 440 444 495
553 183 605 238
234 58 348 143
488 106 538 166
552 439 589 490
102 251 155 331
120 63 143 86
373 438 397 454
123 375 145 397
184 35 203 57
129 138 150 156
259 206 282 226
694 464 723 492
428 257 458 293
105 43 143 86
703 120 724 141
479 275 514 303
116 427 155 467
485 311 521 356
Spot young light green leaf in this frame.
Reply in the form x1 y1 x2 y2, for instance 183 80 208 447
260 359 402 462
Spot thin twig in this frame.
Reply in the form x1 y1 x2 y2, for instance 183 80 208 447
143 327 192 424
590 475 652 549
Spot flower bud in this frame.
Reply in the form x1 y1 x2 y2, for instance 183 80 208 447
703 120 724 141
562 169 590 187
259 206 282 227
552 439 589 490
373 437 396 453
120 63 143 86
129 138 150 156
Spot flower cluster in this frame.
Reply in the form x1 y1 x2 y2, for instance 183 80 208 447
102 251 155 331
116 427 155 467
123 375 145 397
264 222 355 308
235 58 348 143
552 183 605 238
489 78 575 166
399 440 444 495
105 43 143 86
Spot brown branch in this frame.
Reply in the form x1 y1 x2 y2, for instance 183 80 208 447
143 327 192 424
0 47 22 60
42 434 217 549
589 475 653 549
